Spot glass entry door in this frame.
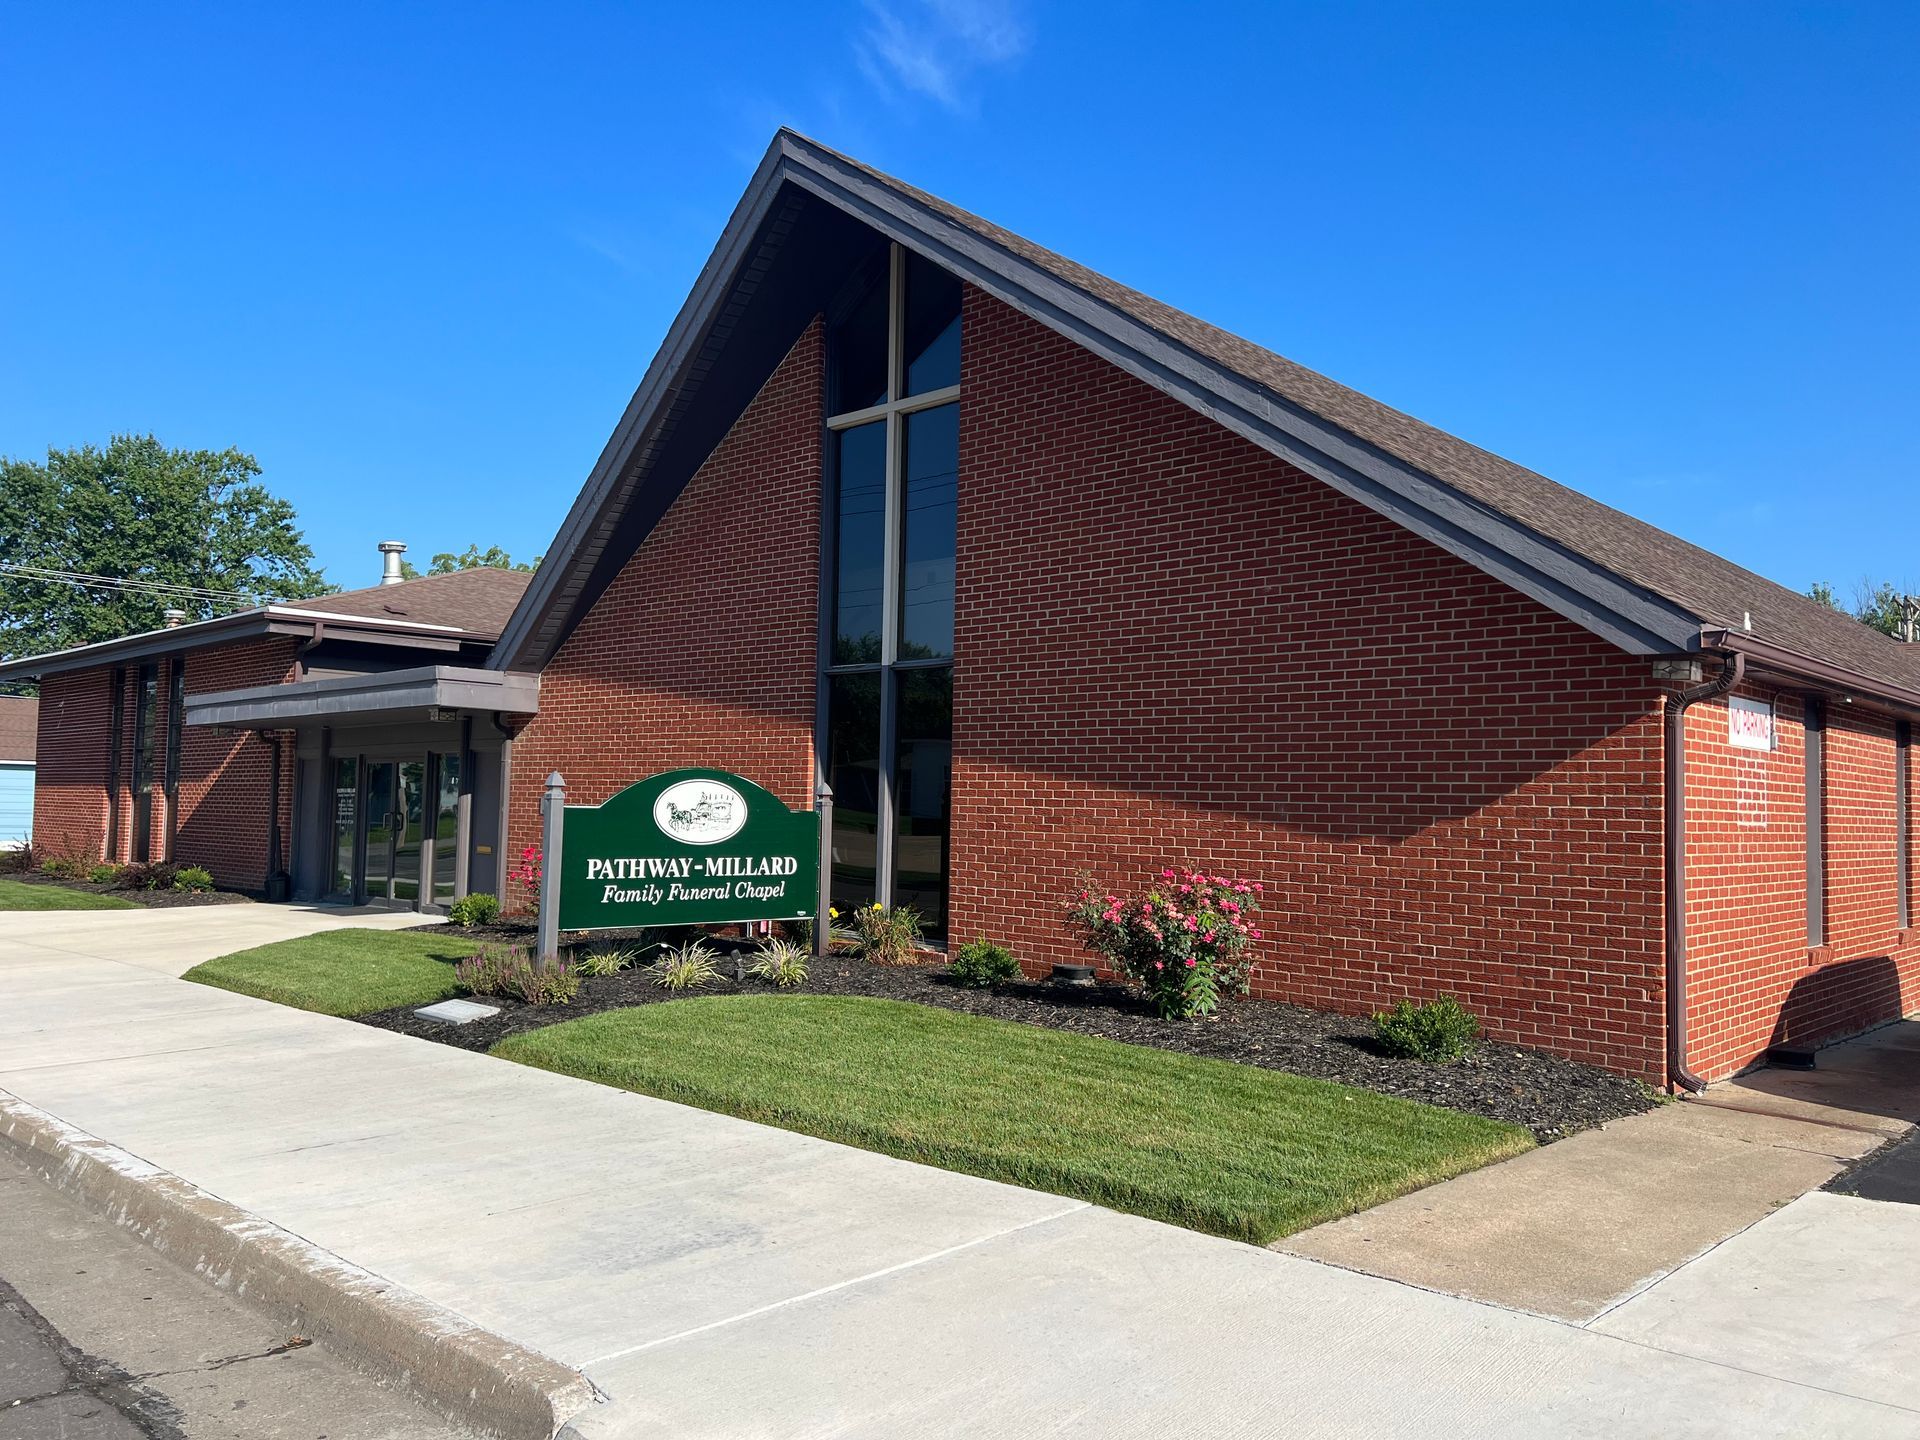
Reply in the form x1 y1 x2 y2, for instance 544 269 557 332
358 761 425 904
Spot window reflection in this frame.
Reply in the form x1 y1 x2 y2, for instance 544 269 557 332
834 422 887 664
828 673 882 913
892 669 952 936
900 404 957 660
903 250 961 395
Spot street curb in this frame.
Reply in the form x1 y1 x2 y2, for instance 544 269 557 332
0 1091 600 1439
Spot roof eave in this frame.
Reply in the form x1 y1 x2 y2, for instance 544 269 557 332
0 607 497 682
1702 628 1920 716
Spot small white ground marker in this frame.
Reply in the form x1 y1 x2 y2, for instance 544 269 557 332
414 998 501 1025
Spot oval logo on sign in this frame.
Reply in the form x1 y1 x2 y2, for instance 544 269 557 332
652 779 747 845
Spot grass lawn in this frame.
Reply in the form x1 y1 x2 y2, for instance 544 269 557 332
182 930 481 1017
493 994 1532 1244
0 877 138 911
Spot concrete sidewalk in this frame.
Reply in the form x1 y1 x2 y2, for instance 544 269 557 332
3 908 1918 1437
1285 1021 1920 1321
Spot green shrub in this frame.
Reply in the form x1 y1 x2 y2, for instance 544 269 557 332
446 892 501 927
172 866 215 893
576 944 640 978
87 863 121 885
1372 996 1481 1063
650 941 721 991
854 903 924 966
41 855 89 880
747 938 809 989
948 938 1020 988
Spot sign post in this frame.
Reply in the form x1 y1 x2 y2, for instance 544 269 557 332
537 770 565 969
556 769 819 936
813 781 833 959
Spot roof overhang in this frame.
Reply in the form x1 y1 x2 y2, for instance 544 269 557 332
493 131 1705 673
0 607 483 682
1701 629 1920 718
185 665 540 731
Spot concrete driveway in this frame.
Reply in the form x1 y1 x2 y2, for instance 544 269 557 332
2 906 1917 1437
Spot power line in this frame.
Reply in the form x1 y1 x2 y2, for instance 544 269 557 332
0 562 257 609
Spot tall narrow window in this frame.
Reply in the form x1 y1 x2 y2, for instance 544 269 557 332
1899 721 1911 931
823 242 960 938
330 756 359 899
131 663 157 860
163 661 185 859
105 666 126 860
1805 696 1826 949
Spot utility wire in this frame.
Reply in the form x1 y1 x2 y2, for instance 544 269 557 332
0 562 256 609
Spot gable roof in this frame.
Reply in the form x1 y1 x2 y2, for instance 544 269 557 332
0 696 35 763
496 130 1920 704
0 567 533 682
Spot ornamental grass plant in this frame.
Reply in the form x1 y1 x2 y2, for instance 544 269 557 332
854 903 924 966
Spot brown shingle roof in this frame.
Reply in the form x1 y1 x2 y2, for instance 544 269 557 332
0 696 36 763
823 141 1920 692
313 568 534 639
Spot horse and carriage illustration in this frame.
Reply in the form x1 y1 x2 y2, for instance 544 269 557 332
663 789 736 836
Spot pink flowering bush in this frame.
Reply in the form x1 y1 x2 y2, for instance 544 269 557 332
1066 867 1265 1020
508 844 542 920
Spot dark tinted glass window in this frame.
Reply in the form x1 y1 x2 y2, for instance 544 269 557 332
828 673 883 913
899 404 957 660
892 668 952 937
833 422 887 664
903 250 960 396
132 664 157 858
433 754 460 902
330 758 357 897
830 268 889 414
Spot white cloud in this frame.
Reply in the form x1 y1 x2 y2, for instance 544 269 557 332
855 0 1030 111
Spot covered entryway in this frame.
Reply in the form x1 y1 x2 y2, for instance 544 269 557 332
327 751 460 908
186 665 538 911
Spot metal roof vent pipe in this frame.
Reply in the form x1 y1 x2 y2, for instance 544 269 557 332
378 540 408 586
162 608 187 628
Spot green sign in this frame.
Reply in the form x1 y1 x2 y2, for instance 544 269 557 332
556 769 819 932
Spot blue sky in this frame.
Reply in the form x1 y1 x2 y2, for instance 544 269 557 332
2 2 1914 601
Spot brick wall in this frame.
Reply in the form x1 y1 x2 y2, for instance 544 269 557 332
1684 684 1917 1078
173 638 298 890
952 292 1671 1078
505 320 825 910
29 638 295 889
31 668 113 860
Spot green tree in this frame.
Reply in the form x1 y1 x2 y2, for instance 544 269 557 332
1808 578 1915 640
0 435 327 664
398 543 541 579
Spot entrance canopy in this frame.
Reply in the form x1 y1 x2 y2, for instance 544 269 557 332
184 665 539 731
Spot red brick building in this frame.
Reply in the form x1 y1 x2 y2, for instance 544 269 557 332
493 134 1920 1088
1 561 533 902
12 133 1918 1089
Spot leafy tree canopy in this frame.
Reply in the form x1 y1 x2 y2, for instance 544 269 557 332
1808 578 1917 640
0 435 328 666
399 543 541 579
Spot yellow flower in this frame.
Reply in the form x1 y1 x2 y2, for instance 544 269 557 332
828 906 840 918
872 902 884 911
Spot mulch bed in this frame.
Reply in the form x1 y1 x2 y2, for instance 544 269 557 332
358 925 1657 1142
2 871 252 908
